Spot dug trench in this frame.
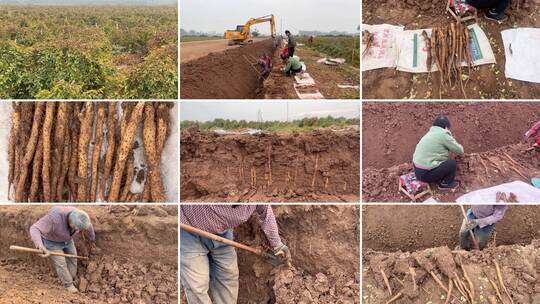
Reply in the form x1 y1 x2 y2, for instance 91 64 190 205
180 39 278 99
362 205 540 304
180 128 360 202
362 102 540 202
0 206 178 304
180 205 360 304
362 0 540 99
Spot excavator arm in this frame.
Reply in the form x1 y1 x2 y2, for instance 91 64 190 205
225 14 276 45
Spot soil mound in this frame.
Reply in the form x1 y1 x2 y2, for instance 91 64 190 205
180 128 360 202
0 206 178 304
180 39 277 99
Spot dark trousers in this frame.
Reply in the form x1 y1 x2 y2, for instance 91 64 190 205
466 0 509 14
286 66 302 76
288 46 295 57
414 159 457 185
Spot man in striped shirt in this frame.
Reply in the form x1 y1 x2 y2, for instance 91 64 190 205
29 206 96 293
180 205 290 304
459 205 507 250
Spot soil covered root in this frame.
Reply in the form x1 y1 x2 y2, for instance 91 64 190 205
180 38 278 99
8 101 174 202
363 142 540 202
363 240 540 304
180 127 360 202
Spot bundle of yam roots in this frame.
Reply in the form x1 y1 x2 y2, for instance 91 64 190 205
422 22 473 98
8 101 173 202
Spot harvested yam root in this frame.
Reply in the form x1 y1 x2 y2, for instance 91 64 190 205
426 22 472 98
362 30 375 58
8 101 174 203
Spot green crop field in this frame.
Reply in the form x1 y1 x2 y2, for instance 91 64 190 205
298 36 360 67
181 116 360 132
0 6 178 99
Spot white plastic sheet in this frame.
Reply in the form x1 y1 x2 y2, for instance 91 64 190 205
456 181 540 203
362 24 404 71
502 28 540 83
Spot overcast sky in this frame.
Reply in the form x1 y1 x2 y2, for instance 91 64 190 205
180 0 360 34
180 101 360 122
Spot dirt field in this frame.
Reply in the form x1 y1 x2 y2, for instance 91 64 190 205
180 38 266 62
362 0 540 99
181 205 360 304
362 102 540 202
180 38 360 99
180 127 360 202
0 206 178 304
362 205 540 304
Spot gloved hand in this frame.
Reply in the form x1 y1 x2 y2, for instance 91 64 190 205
89 242 101 255
273 243 291 262
39 245 50 258
464 219 478 231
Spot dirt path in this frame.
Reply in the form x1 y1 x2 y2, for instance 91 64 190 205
363 205 540 252
263 46 360 99
362 0 540 99
180 38 266 63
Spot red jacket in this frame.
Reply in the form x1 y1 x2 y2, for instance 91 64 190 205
525 120 540 144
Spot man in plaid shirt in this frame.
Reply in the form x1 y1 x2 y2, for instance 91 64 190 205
180 205 290 304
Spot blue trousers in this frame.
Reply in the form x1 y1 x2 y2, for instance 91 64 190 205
43 238 77 288
180 229 239 304
460 209 494 250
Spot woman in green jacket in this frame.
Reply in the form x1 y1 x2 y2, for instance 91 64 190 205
413 116 464 190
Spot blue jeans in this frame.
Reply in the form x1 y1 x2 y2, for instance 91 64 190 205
460 209 494 250
43 238 77 288
180 229 239 304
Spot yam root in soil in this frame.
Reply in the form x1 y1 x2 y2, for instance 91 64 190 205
8 101 173 203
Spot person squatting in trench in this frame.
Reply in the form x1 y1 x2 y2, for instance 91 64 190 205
413 115 464 190
180 205 291 304
30 206 96 293
459 205 507 250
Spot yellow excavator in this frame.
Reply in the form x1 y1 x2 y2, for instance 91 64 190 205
224 14 276 45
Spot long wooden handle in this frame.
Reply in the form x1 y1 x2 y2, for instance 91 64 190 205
180 223 265 257
9 245 89 260
459 205 479 250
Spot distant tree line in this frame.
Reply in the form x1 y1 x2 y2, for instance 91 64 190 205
181 116 359 131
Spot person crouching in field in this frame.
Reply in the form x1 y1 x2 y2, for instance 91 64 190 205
30 206 96 293
413 115 464 190
459 205 507 250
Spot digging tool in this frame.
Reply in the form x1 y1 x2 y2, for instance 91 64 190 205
10 245 89 260
459 205 479 250
180 223 286 266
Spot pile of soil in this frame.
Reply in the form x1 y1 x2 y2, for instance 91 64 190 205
362 102 540 202
364 242 540 303
180 128 360 202
0 206 178 304
362 0 540 99
237 205 360 303
362 205 540 253
180 39 277 99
